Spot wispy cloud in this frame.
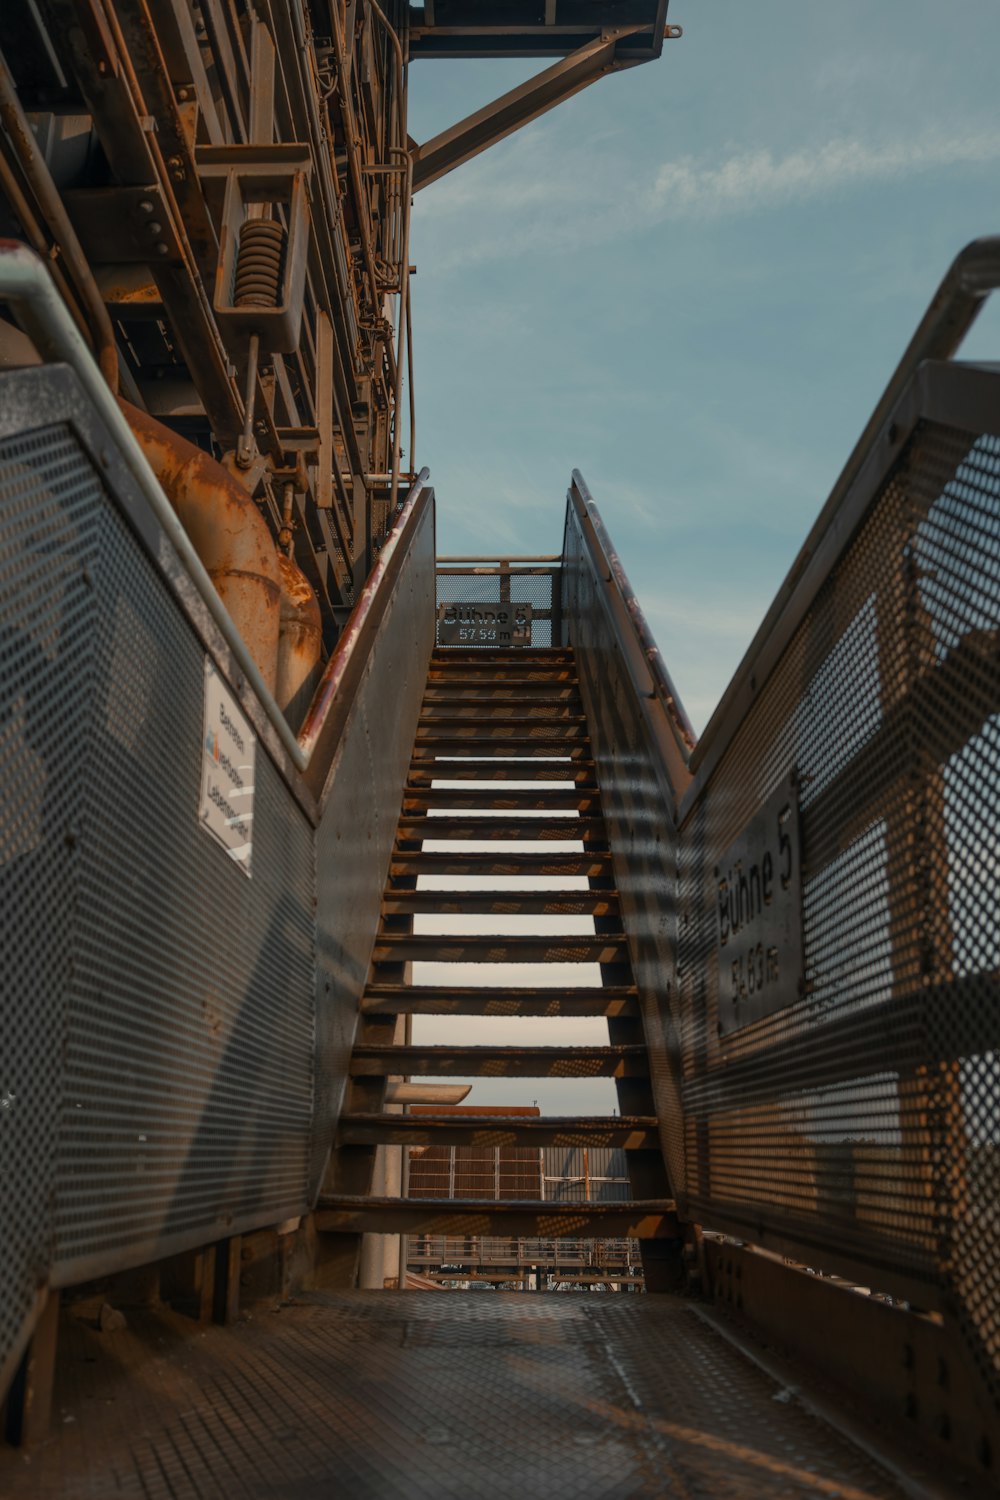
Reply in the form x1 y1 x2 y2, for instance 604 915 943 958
646 131 1000 219
414 126 1000 270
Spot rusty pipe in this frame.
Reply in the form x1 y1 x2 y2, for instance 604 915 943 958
0 48 119 391
120 399 282 690
276 553 323 729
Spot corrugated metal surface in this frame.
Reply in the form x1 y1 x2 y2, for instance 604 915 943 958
544 1147 631 1202
310 496 436 1197
562 505 687 1205
0 379 316 1386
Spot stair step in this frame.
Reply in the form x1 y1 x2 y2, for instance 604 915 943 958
380 889 619 917
428 672 579 688
415 718 589 739
431 648 574 662
389 851 614 877
360 984 638 1017
348 1044 648 1077
403 788 600 813
337 1114 659 1148
372 932 628 964
423 680 580 696
412 740 591 758
420 699 583 720
315 1196 676 1238
396 816 606 843
407 762 598 783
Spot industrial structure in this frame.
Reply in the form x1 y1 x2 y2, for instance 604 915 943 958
1 0 999 1493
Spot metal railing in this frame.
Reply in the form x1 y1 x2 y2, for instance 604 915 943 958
562 238 1000 1430
408 1236 643 1271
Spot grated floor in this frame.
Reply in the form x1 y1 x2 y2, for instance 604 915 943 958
0 1291 953 1498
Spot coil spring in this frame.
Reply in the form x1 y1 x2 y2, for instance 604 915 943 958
233 218 286 308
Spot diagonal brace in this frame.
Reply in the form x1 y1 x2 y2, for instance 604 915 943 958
411 27 651 192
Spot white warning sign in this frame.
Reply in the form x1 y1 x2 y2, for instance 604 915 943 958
199 658 255 877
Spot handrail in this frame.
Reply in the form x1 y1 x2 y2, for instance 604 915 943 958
298 465 432 766
0 240 431 782
691 234 1000 779
567 470 697 758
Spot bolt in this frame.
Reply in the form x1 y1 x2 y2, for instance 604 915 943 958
155 242 169 256
177 86 190 101
136 199 154 215
146 221 162 236
172 170 184 182
167 154 183 169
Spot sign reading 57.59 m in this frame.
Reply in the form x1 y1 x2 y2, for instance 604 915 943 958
714 772 803 1037
438 602 531 647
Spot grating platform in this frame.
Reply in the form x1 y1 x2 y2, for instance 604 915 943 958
0 1291 964 1499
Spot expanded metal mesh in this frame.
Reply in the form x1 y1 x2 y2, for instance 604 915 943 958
677 418 1000 1400
0 421 315 1381
435 566 557 647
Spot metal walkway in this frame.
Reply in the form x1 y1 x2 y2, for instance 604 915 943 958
0 1291 959 1499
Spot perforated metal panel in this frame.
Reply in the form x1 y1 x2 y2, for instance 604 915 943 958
1 404 316 1383
0 425 99 1385
676 397 1000 1402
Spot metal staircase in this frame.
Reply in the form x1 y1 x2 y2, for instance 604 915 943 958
317 646 681 1284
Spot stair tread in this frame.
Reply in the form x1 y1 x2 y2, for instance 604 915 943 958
413 720 587 732
360 984 638 1016
403 789 599 811
315 1197 677 1235
372 933 627 962
349 1043 649 1076
380 890 619 915
396 816 606 841
412 741 591 757
407 763 597 782
389 852 614 875
319 1195 672 1211
423 680 580 692
364 983 637 997
337 1113 658 1147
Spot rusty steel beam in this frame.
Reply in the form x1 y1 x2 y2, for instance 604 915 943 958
411 28 649 191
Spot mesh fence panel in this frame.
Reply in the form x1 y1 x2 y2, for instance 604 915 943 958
676 417 1000 1401
0 420 316 1380
435 567 557 647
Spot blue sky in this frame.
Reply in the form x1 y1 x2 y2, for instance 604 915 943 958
407 0 1000 730
403 2 1000 1114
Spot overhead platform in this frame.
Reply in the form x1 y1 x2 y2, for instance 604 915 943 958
408 0 670 58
